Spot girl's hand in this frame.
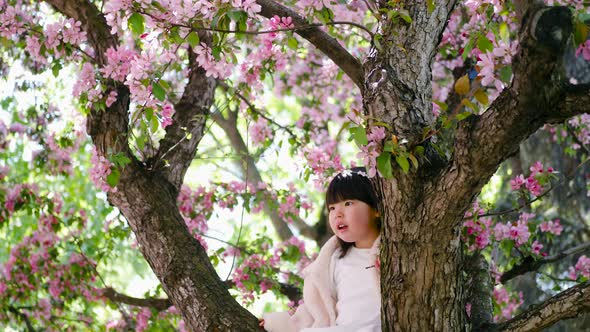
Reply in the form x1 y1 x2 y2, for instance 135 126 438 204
259 318 265 328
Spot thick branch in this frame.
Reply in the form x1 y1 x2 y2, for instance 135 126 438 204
491 281 590 332
365 0 458 147
102 287 172 311
102 280 302 311
155 46 216 191
436 6 583 227
256 0 364 91
501 242 590 283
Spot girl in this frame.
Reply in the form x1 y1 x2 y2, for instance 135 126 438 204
261 167 382 332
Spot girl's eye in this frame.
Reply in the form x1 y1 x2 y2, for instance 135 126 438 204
328 206 335 211
344 201 353 206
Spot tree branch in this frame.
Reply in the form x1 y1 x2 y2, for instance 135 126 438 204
101 280 302 310
500 242 590 283
256 0 364 91
211 110 301 241
154 45 216 191
435 6 584 228
8 306 36 332
102 287 172 311
491 281 590 332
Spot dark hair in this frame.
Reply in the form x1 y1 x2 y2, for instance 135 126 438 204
326 167 381 257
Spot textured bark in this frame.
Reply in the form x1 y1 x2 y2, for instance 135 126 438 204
102 288 172 311
501 242 590 283
365 2 463 331
107 172 261 331
368 2 588 331
464 254 494 330
43 1 263 330
491 281 590 332
154 47 216 191
42 0 590 331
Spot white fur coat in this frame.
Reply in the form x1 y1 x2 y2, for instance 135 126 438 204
262 236 380 332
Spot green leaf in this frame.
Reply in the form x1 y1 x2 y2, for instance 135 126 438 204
462 38 474 60
376 152 393 179
499 65 512 83
398 9 412 23
500 240 514 258
499 22 509 42
395 155 410 173
433 100 448 112
477 34 493 52
350 126 369 146
414 145 425 155
574 21 589 46
456 111 472 121
427 0 435 14
128 13 145 35
287 37 298 50
52 62 62 77
227 10 244 22
454 75 470 95
187 31 200 48
474 89 489 105
408 153 419 169
152 82 166 101
106 168 120 188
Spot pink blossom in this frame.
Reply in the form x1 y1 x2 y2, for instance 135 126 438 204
531 241 543 255
574 255 590 278
89 147 116 192
529 161 544 176
510 174 525 190
161 104 175 128
576 40 590 61
538 219 562 235
250 118 273 145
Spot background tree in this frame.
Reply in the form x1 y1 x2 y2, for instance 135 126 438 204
1 0 590 331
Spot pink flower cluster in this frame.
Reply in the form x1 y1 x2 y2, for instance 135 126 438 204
3 183 39 215
177 185 214 249
357 126 386 178
493 286 523 321
538 219 563 235
231 236 309 304
101 47 138 82
89 147 116 192
462 202 493 251
510 161 554 196
45 133 83 176
0 4 30 39
1 227 100 327
194 43 232 79
568 255 590 280
302 136 344 189
494 212 534 246
568 114 590 149
250 118 274 145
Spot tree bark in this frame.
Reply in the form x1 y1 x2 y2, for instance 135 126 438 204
491 281 590 332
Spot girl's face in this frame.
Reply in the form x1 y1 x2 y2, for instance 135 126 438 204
328 199 380 248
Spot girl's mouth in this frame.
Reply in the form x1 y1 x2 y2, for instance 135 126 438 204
337 224 348 232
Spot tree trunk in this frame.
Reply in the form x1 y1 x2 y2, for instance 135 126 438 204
108 167 261 331
376 177 466 331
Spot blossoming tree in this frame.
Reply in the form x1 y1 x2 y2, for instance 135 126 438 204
1 0 590 331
